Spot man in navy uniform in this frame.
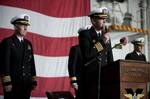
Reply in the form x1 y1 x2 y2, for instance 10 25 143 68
125 39 146 61
0 14 37 99
78 7 113 99
68 45 83 99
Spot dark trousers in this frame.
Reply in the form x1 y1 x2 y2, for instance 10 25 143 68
4 83 32 99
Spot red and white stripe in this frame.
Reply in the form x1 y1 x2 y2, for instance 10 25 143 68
0 0 90 98
0 5 90 37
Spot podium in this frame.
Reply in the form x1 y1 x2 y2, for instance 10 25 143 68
101 59 150 99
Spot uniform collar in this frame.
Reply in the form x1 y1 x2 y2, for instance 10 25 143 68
135 51 142 56
16 35 24 42
95 30 102 35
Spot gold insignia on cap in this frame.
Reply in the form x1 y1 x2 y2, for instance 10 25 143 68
102 9 107 14
24 15 29 20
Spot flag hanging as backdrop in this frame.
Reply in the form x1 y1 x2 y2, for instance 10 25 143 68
0 0 90 99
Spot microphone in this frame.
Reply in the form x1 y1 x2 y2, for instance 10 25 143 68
112 37 128 49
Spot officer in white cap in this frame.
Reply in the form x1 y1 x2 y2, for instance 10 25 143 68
125 38 146 61
88 7 108 19
78 7 113 99
10 14 30 26
0 14 37 99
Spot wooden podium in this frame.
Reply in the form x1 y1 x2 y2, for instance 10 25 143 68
101 59 150 99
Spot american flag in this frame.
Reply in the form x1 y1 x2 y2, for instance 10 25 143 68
0 0 90 99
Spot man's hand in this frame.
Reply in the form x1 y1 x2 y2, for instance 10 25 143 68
103 33 110 44
31 81 37 90
4 85 12 92
72 83 78 90
31 84 37 90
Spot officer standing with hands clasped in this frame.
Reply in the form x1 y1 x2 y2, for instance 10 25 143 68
78 7 113 99
0 14 37 99
125 38 146 61
68 45 83 99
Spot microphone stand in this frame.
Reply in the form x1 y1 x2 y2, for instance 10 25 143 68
84 49 104 99
84 43 122 99
97 54 102 99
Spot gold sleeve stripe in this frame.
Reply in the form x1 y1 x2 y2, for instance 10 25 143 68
32 76 37 81
2 76 11 83
70 77 77 81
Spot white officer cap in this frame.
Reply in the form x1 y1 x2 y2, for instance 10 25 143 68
10 14 30 26
131 38 144 46
89 7 109 19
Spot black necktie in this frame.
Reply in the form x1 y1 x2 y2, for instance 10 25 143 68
98 33 101 38
21 39 23 43
20 40 25 51
21 40 24 46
